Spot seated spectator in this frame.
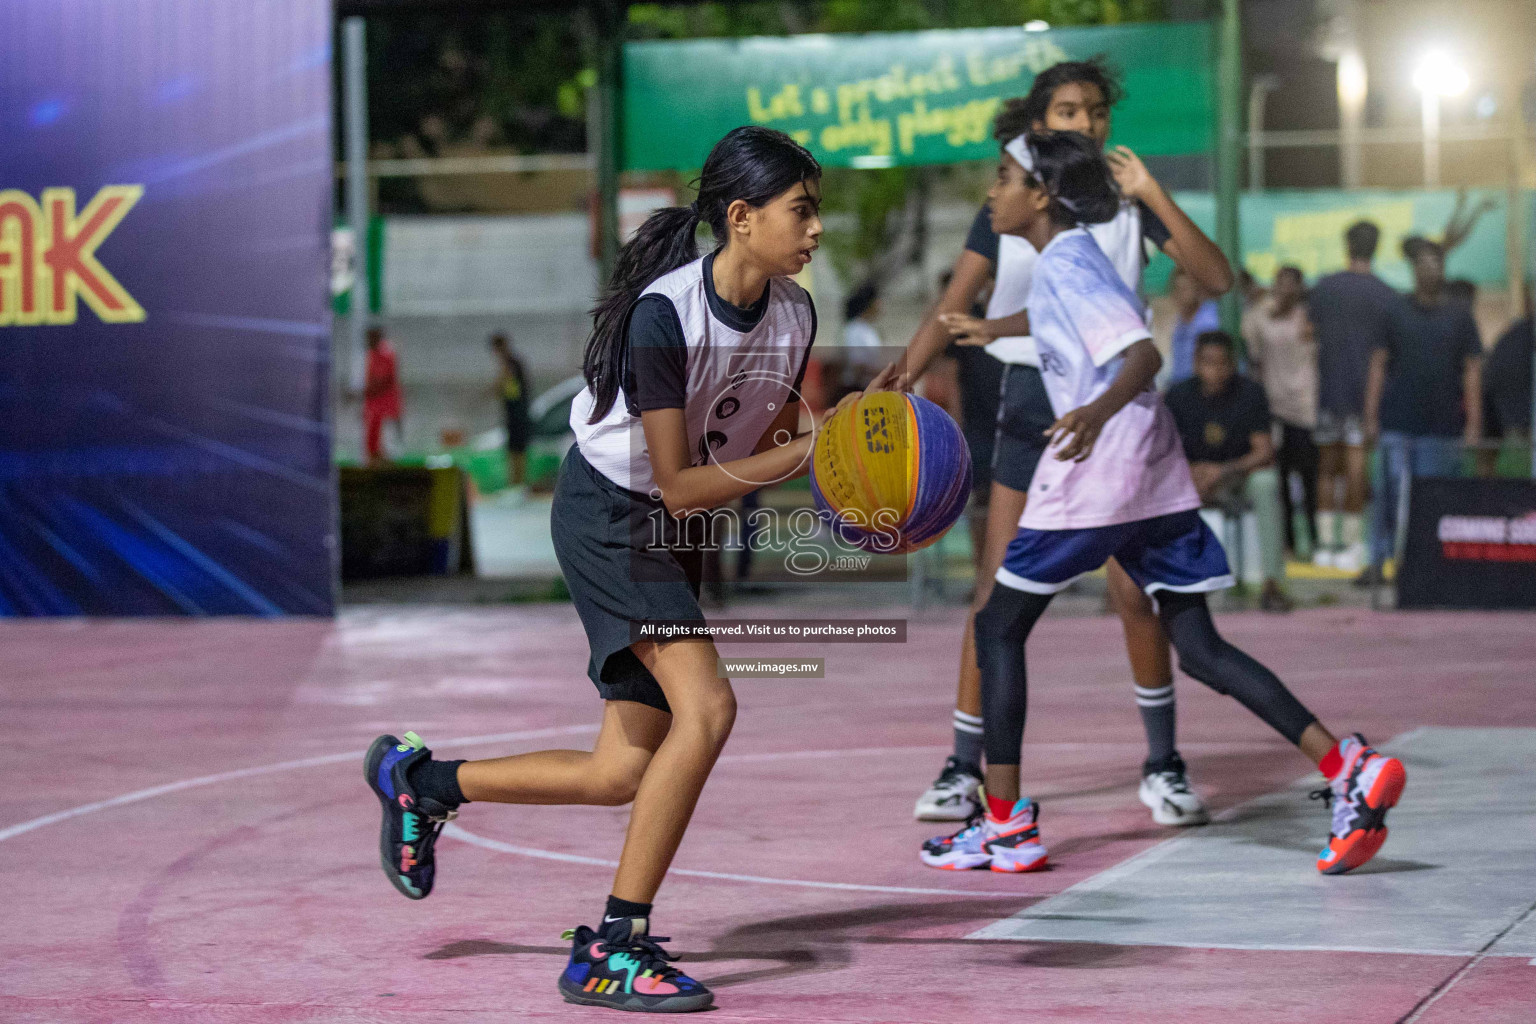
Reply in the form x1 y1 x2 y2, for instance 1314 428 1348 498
1362 236 1482 586
1243 265 1318 558
1168 266 1221 385
1165 331 1292 612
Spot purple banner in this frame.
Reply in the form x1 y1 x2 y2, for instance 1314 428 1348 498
0 0 335 614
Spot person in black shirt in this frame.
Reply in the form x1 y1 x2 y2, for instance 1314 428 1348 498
1165 331 1292 611
1362 237 1482 585
1484 314 1533 447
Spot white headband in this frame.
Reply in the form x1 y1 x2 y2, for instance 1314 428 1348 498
1003 134 1034 173
1004 133 1089 219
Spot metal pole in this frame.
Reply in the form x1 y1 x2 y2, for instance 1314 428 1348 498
1215 0 1243 336
1336 49 1366 189
595 0 624 285
343 17 371 393
1247 75 1277 190
1421 91 1440 189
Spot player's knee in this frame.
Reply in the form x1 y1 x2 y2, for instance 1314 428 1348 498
969 576 998 615
590 770 641 806
1172 633 1230 694
674 688 737 748
973 595 1017 642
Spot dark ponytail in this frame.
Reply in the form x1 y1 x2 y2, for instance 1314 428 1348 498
1025 129 1121 226
582 125 821 422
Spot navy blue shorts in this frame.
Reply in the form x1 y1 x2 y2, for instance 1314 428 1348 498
995 509 1233 596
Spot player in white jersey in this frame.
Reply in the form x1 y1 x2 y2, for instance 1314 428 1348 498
901 60 1233 828
363 127 848 1014
920 130 1405 878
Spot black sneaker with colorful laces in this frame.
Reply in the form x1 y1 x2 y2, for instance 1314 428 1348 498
557 916 714 1013
363 732 458 900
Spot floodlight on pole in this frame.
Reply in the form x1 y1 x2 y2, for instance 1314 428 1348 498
1336 49 1367 188
1412 50 1468 188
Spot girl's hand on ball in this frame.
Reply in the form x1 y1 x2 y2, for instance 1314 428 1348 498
866 361 906 393
816 390 862 430
1045 406 1109 462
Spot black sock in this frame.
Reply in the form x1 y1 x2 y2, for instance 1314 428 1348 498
1135 683 1178 773
604 895 653 927
952 709 983 771
408 758 467 807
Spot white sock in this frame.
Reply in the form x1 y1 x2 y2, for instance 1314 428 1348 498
1341 513 1364 551
1318 511 1341 551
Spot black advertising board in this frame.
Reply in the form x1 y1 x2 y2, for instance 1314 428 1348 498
1397 477 1536 609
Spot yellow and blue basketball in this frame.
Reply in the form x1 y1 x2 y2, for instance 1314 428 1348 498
810 391 972 554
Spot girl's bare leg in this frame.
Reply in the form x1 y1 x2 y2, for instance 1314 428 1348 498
611 639 736 903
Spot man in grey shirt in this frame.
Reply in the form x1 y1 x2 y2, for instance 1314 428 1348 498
1306 221 1399 570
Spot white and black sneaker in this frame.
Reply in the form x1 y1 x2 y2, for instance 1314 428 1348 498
1138 755 1209 826
914 756 983 821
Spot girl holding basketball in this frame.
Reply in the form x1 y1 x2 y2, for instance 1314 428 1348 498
921 129 1405 877
904 59 1234 830
364 126 843 1013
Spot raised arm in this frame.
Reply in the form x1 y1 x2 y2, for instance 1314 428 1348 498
1108 145 1233 296
886 248 995 390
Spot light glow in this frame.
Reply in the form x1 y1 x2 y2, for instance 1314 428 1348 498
1412 51 1469 97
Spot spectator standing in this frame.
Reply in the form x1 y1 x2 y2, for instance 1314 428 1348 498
490 332 531 491
1308 221 1397 570
1244 265 1319 558
1165 331 1292 612
363 325 403 466
1167 265 1221 385
1361 237 1483 586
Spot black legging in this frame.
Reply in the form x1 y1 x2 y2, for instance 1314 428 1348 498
975 586 1318 766
1276 421 1319 554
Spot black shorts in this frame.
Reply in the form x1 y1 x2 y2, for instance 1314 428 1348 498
550 445 705 713
990 364 1053 493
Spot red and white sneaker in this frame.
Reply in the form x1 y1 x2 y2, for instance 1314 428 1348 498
984 797 1049 873
1313 733 1406 875
920 791 1049 873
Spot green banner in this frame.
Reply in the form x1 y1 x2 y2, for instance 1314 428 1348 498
623 22 1214 171
1144 188 1527 293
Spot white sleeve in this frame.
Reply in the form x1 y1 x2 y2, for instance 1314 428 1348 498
1045 254 1151 368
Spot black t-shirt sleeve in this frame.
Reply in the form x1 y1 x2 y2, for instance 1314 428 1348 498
625 295 688 412
792 294 817 392
1138 200 1172 250
963 204 999 264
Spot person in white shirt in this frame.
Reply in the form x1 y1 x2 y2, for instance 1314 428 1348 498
897 59 1234 829
918 130 1405 880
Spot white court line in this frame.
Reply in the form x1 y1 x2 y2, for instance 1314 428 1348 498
0 733 1031 900
0 734 1325 845
0 724 599 844
443 823 1022 899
